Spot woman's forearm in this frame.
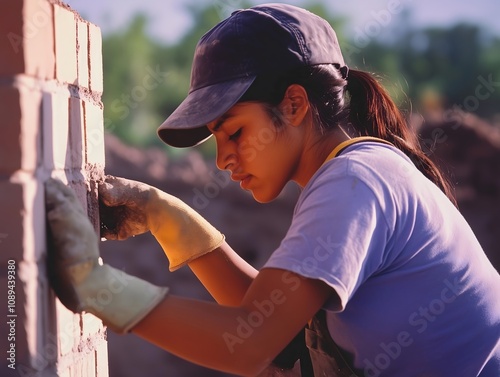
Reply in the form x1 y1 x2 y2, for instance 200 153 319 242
132 294 272 376
131 268 332 377
188 242 259 306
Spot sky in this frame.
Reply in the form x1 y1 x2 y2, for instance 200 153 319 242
69 0 500 44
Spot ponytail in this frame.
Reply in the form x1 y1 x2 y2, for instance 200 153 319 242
346 69 457 206
244 65 456 206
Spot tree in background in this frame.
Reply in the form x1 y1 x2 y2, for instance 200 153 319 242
356 22 500 118
101 2 500 153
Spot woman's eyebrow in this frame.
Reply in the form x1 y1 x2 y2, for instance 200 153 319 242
212 113 235 132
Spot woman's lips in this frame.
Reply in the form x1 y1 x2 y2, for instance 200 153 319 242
231 173 252 189
240 175 252 189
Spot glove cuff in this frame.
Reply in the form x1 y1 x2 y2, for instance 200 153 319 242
167 234 225 271
77 264 168 334
150 191 225 271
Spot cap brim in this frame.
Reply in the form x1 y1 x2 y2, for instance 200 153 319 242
157 76 256 147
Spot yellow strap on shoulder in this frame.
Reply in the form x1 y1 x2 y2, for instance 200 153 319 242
324 136 394 164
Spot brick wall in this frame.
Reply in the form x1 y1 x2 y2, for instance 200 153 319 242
0 1 108 376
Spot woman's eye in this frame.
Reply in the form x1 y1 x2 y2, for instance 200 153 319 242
228 128 242 141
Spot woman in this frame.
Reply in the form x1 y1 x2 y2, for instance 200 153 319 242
46 4 500 376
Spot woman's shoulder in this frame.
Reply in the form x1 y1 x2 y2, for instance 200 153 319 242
307 142 417 196
300 141 453 225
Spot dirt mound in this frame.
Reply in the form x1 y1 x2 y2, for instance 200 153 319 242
418 109 500 268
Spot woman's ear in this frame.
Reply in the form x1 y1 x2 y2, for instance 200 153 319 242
280 84 309 126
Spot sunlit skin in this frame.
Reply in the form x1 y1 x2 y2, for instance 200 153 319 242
208 84 349 202
132 85 349 376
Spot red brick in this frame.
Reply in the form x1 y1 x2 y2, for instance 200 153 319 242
0 85 42 174
44 92 90 172
3 291 30 370
43 174 88 213
88 23 103 93
95 340 109 377
0 270 30 370
57 366 72 377
42 91 70 170
77 21 89 88
69 97 85 169
68 178 89 215
81 350 97 377
0 1 24 76
19 260 57 372
0 0 55 79
0 260 56 372
0 175 45 262
0 179 24 261
82 312 104 340
74 359 86 376
83 101 105 166
55 300 80 357
54 4 77 84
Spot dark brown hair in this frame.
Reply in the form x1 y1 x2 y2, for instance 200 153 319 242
345 68 456 205
240 64 457 205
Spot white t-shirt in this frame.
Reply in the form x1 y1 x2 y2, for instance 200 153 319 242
264 142 500 376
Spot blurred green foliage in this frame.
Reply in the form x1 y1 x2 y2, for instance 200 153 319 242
101 2 500 155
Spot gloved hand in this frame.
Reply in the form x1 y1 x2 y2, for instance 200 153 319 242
98 176 225 271
45 178 168 334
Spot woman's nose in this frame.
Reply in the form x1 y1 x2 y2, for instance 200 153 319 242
215 140 238 171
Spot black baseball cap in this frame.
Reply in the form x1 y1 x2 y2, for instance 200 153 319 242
157 3 347 148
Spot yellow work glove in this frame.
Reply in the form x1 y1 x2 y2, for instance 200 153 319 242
45 178 168 334
98 176 225 271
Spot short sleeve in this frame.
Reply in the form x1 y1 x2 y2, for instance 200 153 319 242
263 164 392 311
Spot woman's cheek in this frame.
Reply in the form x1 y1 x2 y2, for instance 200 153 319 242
238 140 257 162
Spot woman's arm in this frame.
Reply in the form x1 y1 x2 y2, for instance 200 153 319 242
132 267 335 376
187 242 258 306
47 177 335 376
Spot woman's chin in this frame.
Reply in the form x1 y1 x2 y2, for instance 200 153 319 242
248 187 280 204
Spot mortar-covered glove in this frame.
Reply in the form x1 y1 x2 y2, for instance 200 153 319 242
98 176 225 271
45 178 168 334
